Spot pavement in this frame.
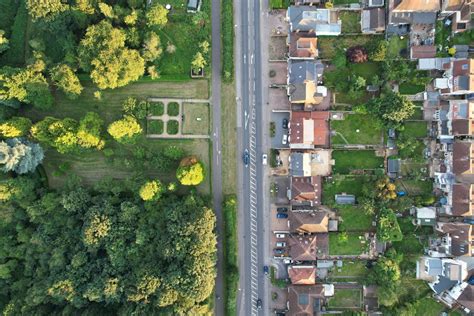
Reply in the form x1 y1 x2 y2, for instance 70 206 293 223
235 0 271 315
211 0 224 314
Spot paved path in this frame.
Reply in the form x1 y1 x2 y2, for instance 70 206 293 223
146 134 210 139
211 0 224 315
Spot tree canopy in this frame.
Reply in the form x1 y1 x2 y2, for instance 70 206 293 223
0 138 44 174
176 157 205 186
139 180 163 201
107 115 142 143
364 92 415 128
50 64 83 99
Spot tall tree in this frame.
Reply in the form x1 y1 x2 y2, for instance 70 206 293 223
50 64 83 99
107 115 142 143
0 138 44 174
364 92 415 128
176 157 205 186
26 0 66 20
0 117 32 138
146 4 168 27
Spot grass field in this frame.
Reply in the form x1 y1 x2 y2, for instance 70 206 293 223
322 175 372 204
328 289 362 309
329 260 368 280
337 205 373 231
332 150 384 174
329 232 367 255
331 114 383 145
149 102 165 116
340 11 361 33
167 120 179 134
221 83 237 195
402 121 427 138
182 102 210 135
399 83 425 95
409 106 424 120
350 62 381 81
318 35 383 59
387 36 408 58
167 102 180 116
397 179 432 196
147 120 164 134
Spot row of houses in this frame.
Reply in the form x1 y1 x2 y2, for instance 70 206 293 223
414 58 474 314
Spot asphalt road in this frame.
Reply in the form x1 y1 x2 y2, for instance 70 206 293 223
210 0 224 314
235 0 269 315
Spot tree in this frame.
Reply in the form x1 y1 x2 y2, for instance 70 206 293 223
98 3 115 19
192 11 208 27
124 10 138 26
76 112 105 150
0 117 32 138
191 52 206 72
31 117 79 153
107 115 142 143
26 0 66 20
364 92 415 128
376 177 397 200
122 97 148 120
377 208 403 242
332 48 347 68
50 64 83 99
370 40 387 62
0 138 44 174
0 30 9 54
176 157 205 186
347 46 368 63
141 32 162 62
146 4 168 27
139 180 163 201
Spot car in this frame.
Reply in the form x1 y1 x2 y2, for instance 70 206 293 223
282 134 288 145
282 118 288 129
274 248 284 255
263 265 269 275
243 149 249 167
277 207 288 212
262 154 268 165
276 242 286 247
463 218 474 225
256 298 262 309
276 213 288 219
275 233 286 239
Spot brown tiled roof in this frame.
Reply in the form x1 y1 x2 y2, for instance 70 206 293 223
437 222 473 256
452 59 473 77
291 176 322 205
288 266 317 285
369 8 385 30
315 233 329 255
452 183 473 216
393 0 440 11
411 45 436 59
458 284 474 310
289 32 318 59
445 0 464 11
289 211 329 233
290 111 330 147
452 119 473 135
288 235 318 261
288 285 325 316
453 142 474 174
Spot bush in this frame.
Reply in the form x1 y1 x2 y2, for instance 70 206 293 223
107 116 142 143
123 97 148 120
167 120 179 135
149 102 164 116
139 180 163 201
176 156 204 186
347 46 368 63
167 102 180 116
147 120 163 134
222 0 234 82
223 195 238 316
1 0 27 65
164 145 185 160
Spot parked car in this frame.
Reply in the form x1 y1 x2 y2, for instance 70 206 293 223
276 242 286 247
463 218 474 225
282 134 288 145
273 248 284 255
275 233 286 239
242 149 249 167
263 266 269 275
262 154 268 165
388 128 396 138
277 207 288 212
282 118 288 129
256 298 262 309
276 213 288 219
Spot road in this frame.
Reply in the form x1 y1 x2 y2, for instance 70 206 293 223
235 0 270 315
211 0 224 315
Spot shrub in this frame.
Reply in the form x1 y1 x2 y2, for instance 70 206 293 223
176 156 204 186
147 120 163 134
139 180 163 201
164 145 185 160
167 102 180 116
167 120 179 135
347 46 368 63
123 97 148 120
149 102 164 116
0 116 32 137
107 116 142 143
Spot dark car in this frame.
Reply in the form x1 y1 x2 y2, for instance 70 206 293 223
276 213 288 219
463 218 474 225
263 266 269 275
243 149 250 167
277 207 288 212
256 298 262 309
282 118 288 129
273 248 284 255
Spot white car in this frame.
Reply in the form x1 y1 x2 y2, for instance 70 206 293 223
275 233 286 239
282 134 288 145
276 242 286 247
262 154 268 165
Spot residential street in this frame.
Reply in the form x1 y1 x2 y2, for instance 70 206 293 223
211 0 224 314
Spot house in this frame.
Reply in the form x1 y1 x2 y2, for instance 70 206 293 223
289 111 330 148
288 265 317 284
440 0 473 33
453 45 470 59
335 194 355 205
411 45 437 60
452 141 474 175
418 57 453 70
288 235 318 261
361 8 386 33
416 256 468 295
387 158 401 178
289 210 329 233
288 32 319 59
434 59 474 95
365 0 385 7
428 222 473 257
186 0 201 13
289 150 333 177
287 60 327 107
290 176 322 206
445 183 474 216
436 100 474 138
437 282 474 312
287 285 334 316
287 6 342 35
415 206 437 226
293 0 321 5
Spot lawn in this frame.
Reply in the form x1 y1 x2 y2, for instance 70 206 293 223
332 150 384 174
147 120 164 134
329 260 368 280
409 105 424 120
182 102 210 135
322 175 373 205
318 35 383 59
337 205 373 231
387 35 408 58
149 102 164 116
327 289 362 309
415 298 445 316
398 179 432 196
340 11 361 34
331 114 383 145
167 102 180 116
270 0 290 8
221 83 237 195
399 83 425 95
350 62 381 81
334 0 361 4
167 120 179 135
402 121 427 138
329 232 367 255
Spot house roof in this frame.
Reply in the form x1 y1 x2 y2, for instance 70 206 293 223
411 45 437 59
436 222 473 256
392 0 440 12
288 7 341 35
290 152 311 177
450 100 474 135
288 235 318 261
288 285 325 316
362 8 386 32
291 176 322 206
335 194 355 204
290 111 330 148
453 142 474 174
288 265 317 285
458 284 474 310
451 183 473 216
444 0 464 11
289 32 318 59
288 60 324 84
388 159 401 174
289 211 329 233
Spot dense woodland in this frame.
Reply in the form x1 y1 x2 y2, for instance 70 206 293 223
0 0 215 314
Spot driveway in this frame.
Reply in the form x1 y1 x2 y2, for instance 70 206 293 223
269 88 291 110
272 176 290 204
269 61 288 85
271 111 290 149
